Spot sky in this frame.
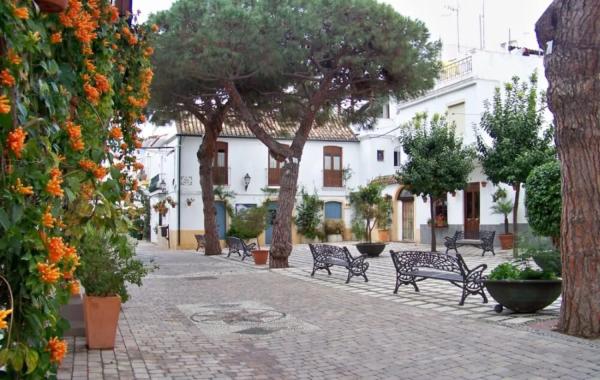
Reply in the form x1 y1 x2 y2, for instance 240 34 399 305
135 0 552 60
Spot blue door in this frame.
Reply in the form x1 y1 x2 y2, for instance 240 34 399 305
215 202 226 239
324 201 342 219
265 202 278 245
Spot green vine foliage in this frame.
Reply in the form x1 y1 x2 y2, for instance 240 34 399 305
525 160 561 241
294 190 323 240
0 0 155 377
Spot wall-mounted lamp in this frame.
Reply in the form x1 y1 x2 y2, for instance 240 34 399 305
186 198 195 207
243 173 251 191
480 181 487 188
159 178 167 193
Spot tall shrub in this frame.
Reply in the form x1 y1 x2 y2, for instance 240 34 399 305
294 190 323 240
525 159 561 245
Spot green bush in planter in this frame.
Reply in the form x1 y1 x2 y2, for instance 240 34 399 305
489 262 557 281
324 219 345 235
78 227 151 303
227 206 268 240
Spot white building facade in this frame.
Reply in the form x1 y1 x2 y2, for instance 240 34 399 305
140 49 549 250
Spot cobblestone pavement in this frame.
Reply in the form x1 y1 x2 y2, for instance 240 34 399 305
59 242 600 380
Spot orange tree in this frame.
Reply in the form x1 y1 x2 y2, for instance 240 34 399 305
0 0 153 377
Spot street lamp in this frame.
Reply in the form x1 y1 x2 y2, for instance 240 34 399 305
243 173 251 191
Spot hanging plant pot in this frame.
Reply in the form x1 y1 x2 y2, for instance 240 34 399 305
252 250 269 265
34 0 68 13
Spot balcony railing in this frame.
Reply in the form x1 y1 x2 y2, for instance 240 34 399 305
438 56 472 83
213 167 230 186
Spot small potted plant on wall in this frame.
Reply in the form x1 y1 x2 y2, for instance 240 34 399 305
491 188 514 249
324 219 345 242
78 226 151 349
350 183 389 257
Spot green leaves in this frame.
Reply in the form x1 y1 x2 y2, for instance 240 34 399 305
525 159 561 239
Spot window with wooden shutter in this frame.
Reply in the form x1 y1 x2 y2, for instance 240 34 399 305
323 146 343 187
213 141 228 185
268 151 283 186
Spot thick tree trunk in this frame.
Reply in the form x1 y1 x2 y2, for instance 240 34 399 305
430 196 436 252
512 183 520 257
269 157 300 268
197 119 224 255
536 0 600 338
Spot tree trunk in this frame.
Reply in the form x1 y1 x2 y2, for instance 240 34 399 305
512 183 520 257
536 0 600 338
429 196 436 252
504 215 509 235
269 157 300 268
197 121 222 255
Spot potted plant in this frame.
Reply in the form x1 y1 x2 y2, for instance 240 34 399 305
484 259 561 313
377 195 392 241
491 188 514 249
350 183 388 257
78 227 151 349
227 205 268 264
324 219 345 242
294 190 324 244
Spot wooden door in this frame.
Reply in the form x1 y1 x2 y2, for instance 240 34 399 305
401 199 414 241
464 182 480 239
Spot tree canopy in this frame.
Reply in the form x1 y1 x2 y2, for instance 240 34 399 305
397 113 475 251
525 159 561 242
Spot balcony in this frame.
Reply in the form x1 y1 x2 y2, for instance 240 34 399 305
438 56 472 83
212 167 230 186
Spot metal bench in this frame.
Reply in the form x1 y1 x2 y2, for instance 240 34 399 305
390 250 488 305
309 244 369 284
194 234 205 252
226 236 257 261
444 230 496 256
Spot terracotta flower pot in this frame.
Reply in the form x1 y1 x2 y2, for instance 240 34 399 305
34 0 68 12
498 233 514 250
378 229 390 242
83 295 121 349
252 250 269 265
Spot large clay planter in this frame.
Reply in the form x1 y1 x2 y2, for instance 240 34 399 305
484 279 562 313
498 233 514 250
34 0 68 12
252 250 269 265
378 230 390 242
356 242 386 257
83 295 121 349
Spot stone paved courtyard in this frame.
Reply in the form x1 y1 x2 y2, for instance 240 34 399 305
59 242 600 379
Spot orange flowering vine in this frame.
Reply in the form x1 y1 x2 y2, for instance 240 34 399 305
37 262 61 284
13 178 33 196
7 49 21 66
110 127 123 140
13 6 29 20
92 166 107 180
46 168 64 198
42 208 55 228
79 159 96 171
65 121 85 151
94 73 110 93
7 127 27 158
0 309 12 329
50 32 63 44
0 69 16 87
0 95 11 114
47 236 66 263
68 280 80 296
47 337 68 364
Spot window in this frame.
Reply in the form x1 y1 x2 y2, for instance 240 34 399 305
213 141 228 185
324 201 342 219
433 196 448 227
393 147 402 167
377 150 384 162
382 102 390 119
323 146 343 187
268 151 283 186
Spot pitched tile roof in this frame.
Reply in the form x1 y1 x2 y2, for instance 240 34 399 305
176 114 359 142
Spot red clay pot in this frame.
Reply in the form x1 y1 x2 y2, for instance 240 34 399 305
252 250 269 265
34 0 68 13
83 295 121 349
498 233 514 250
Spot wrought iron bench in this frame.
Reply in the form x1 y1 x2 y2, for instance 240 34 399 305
226 236 257 261
309 244 369 284
194 234 205 252
444 230 496 256
390 250 488 305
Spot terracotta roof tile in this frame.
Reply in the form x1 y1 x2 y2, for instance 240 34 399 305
176 114 358 142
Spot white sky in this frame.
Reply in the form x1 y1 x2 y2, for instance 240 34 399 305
135 0 552 60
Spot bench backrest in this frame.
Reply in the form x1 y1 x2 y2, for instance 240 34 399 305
390 250 469 276
309 244 351 262
227 236 247 251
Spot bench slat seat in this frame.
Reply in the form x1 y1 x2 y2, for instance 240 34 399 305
309 244 369 284
445 231 496 256
390 250 488 305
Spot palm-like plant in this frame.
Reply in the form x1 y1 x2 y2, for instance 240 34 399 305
491 198 513 235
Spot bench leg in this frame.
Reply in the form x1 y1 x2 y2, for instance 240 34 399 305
346 271 352 284
311 265 317 277
362 272 368 282
479 289 488 303
227 249 232 258
459 288 468 306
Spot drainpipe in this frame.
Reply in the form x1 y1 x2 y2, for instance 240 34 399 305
177 135 182 249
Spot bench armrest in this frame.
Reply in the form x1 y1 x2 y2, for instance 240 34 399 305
465 263 487 284
246 242 257 251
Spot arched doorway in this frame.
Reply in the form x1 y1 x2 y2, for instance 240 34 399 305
397 188 415 241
